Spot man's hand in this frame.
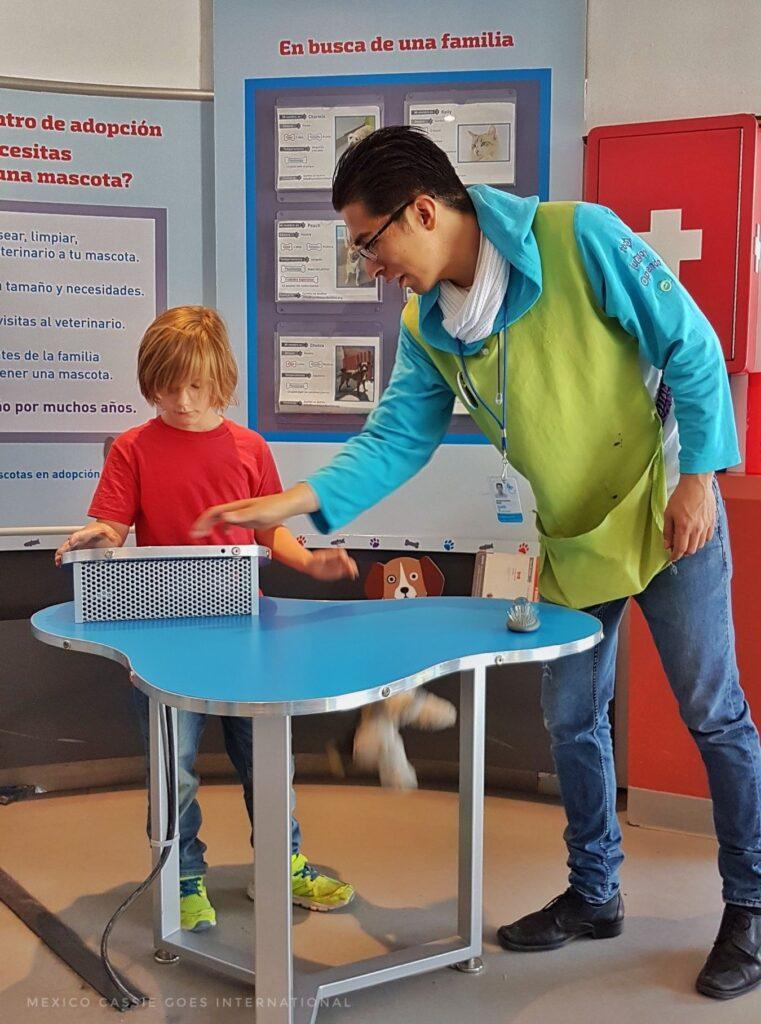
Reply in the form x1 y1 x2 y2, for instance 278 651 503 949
191 483 319 539
305 548 359 582
663 472 716 562
55 522 125 567
191 497 283 538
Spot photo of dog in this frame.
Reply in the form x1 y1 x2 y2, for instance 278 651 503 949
335 225 375 289
342 244 363 287
353 556 457 788
335 345 375 404
337 361 369 396
334 113 376 164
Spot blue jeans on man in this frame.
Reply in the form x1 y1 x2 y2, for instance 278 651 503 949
540 479 761 908
498 479 761 998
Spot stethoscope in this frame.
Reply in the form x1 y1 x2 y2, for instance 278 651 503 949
455 323 510 480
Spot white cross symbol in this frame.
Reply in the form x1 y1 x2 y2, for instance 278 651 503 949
638 208 703 279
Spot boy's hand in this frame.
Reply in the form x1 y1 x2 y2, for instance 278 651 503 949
305 548 359 582
55 523 123 567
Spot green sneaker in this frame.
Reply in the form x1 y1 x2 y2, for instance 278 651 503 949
245 854 355 912
290 853 355 912
180 875 216 931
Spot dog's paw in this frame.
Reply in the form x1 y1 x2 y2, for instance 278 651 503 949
378 745 418 790
379 758 418 790
406 692 457 731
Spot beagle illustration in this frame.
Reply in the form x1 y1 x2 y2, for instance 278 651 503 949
353 556 457 789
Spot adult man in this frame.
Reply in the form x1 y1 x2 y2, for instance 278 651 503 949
195 127 761 999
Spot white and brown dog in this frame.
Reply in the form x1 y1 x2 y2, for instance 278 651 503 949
353 556 457 789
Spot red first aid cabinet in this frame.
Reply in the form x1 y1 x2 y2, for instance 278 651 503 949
585 114 761 374
585 116 761 832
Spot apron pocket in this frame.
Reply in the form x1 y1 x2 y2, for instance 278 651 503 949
536 449 668 609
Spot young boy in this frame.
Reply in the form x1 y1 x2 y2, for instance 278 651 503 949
56 306 358 930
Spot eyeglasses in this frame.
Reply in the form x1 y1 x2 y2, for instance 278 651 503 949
351 200 413 262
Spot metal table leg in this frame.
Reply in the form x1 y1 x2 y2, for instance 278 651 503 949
144 668 486 1021
295 665 487 1019
252 714 295 1024
148 698 181 961
454 664 486 973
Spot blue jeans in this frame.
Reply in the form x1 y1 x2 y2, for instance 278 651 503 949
541 479 761 908
132 689 302 876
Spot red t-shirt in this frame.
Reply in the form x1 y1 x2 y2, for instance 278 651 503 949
88 417 282 546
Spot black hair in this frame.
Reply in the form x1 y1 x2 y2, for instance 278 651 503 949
332 125 473 216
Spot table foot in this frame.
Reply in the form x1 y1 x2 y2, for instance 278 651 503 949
154 948 180 965
449 956 484 975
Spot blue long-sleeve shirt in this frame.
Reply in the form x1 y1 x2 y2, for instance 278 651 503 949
308 188 739 535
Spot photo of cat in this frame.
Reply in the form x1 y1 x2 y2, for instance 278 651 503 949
335 114 376 164
457 122 511 164
335 224 375 289
469 124 498 161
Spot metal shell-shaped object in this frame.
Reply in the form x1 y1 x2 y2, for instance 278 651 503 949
506 597 540 633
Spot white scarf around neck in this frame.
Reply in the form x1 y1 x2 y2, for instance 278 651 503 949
438 232 510 344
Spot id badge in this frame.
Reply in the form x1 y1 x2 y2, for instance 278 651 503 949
489 475 523 523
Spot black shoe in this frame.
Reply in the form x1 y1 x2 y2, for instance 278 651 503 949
696 905 761 1000
497 887 624 952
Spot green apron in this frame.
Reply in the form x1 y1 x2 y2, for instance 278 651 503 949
402 201 670 609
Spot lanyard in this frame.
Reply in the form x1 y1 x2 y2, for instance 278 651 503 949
457 325 510 480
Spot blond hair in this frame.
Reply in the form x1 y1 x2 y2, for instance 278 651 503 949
137 306 238 409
